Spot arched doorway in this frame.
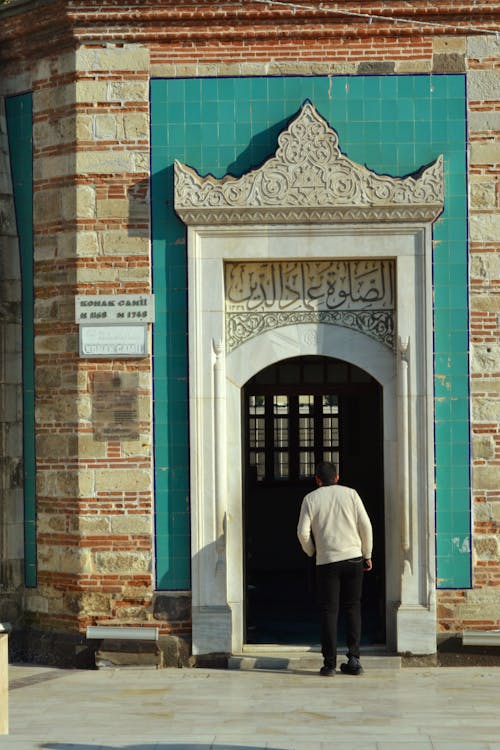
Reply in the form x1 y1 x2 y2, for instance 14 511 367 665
243 355 385 647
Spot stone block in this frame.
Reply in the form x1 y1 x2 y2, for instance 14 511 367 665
473 535 500 560
122 439 152 457
62 184 96 221
434 36 466 54
134 152 150 172
469 213 500 243
75 150 140 175
471 295 500 313
76 115 93 141
34 335 70 355
473 501 491 522
469 141 500 166
76 45 149 73
38 545 93 575
34 153 74 180
34 83 76 112
467 36 500 60
64 591 111 616
470 181 497 210
470 253 500 282
58 230 99 258
35 236 58 262
110 515 152 535
37 513 67 534
473 465 500 491
34 116 77 149
94 114 118 140
101 229 149 256
75 80 108 104
71 515 111 535
36 433 79 459
472 434 495 460
358 61 395 75
95 469 151 493
96 199 129 219
159 634 192 668
94 550 152 574
107 81 149 102
467 71 500 102
123 113 149 141
432 53 465 73
36 469 94 499
395 60 432 73
77 433 107 458
472 398 500 423
153 593 191 623
468 111 500 133
35 366 62 389
35 295 74 322
59 547 93 575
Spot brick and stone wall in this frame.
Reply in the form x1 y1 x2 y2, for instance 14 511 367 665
0 1 499 660
437 36 500 636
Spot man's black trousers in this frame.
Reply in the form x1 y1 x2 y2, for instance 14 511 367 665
316 557 364 669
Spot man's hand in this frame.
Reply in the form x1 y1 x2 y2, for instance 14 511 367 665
363 558 372 571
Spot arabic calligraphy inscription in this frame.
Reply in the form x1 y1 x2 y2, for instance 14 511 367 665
225 260 395 352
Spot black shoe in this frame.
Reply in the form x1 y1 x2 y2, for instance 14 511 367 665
340 656 364 675
319 665 335 676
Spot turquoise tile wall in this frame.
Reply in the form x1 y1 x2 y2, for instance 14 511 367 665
150 74 471 591
5 93 36 587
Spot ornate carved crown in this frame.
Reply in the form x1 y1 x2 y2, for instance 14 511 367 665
174 101 444 225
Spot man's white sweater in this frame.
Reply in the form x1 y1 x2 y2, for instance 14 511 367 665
297 483 373 565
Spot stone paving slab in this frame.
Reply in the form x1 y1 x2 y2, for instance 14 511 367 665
3 663 500 750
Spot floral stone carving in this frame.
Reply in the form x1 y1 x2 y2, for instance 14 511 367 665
174 101 444 225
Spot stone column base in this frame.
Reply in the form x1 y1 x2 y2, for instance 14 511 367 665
397 605 437 655
192 605 232 655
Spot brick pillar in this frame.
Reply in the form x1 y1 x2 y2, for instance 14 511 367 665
30 44 155 639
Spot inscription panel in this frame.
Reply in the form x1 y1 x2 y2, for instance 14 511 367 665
92 372 140 441
225 260 395 352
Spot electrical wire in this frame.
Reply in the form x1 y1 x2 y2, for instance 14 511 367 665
251 0 500 37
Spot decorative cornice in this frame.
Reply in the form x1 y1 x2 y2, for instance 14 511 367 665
175 102 444 226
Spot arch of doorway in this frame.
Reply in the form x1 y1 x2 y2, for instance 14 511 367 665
223 323 399 655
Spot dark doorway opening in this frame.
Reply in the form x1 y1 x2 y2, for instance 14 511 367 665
243 355 385 647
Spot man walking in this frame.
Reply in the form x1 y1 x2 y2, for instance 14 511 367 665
297 461 373 676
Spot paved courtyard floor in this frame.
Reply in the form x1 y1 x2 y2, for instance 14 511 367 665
4 662 500 750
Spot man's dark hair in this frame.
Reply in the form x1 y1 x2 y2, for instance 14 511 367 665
315 461 337 486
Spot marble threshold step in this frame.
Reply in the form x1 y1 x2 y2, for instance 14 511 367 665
228 645 401 671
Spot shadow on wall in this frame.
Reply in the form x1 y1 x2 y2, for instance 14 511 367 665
42 745 284 750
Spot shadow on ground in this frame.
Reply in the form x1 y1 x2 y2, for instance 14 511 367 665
42 744 286 750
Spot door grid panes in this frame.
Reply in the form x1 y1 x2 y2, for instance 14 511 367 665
247 392 339 483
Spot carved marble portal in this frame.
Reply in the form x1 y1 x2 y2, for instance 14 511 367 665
174 102 444 657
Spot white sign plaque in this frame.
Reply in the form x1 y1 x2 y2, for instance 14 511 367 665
80 324 148 358
75 294 155 324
